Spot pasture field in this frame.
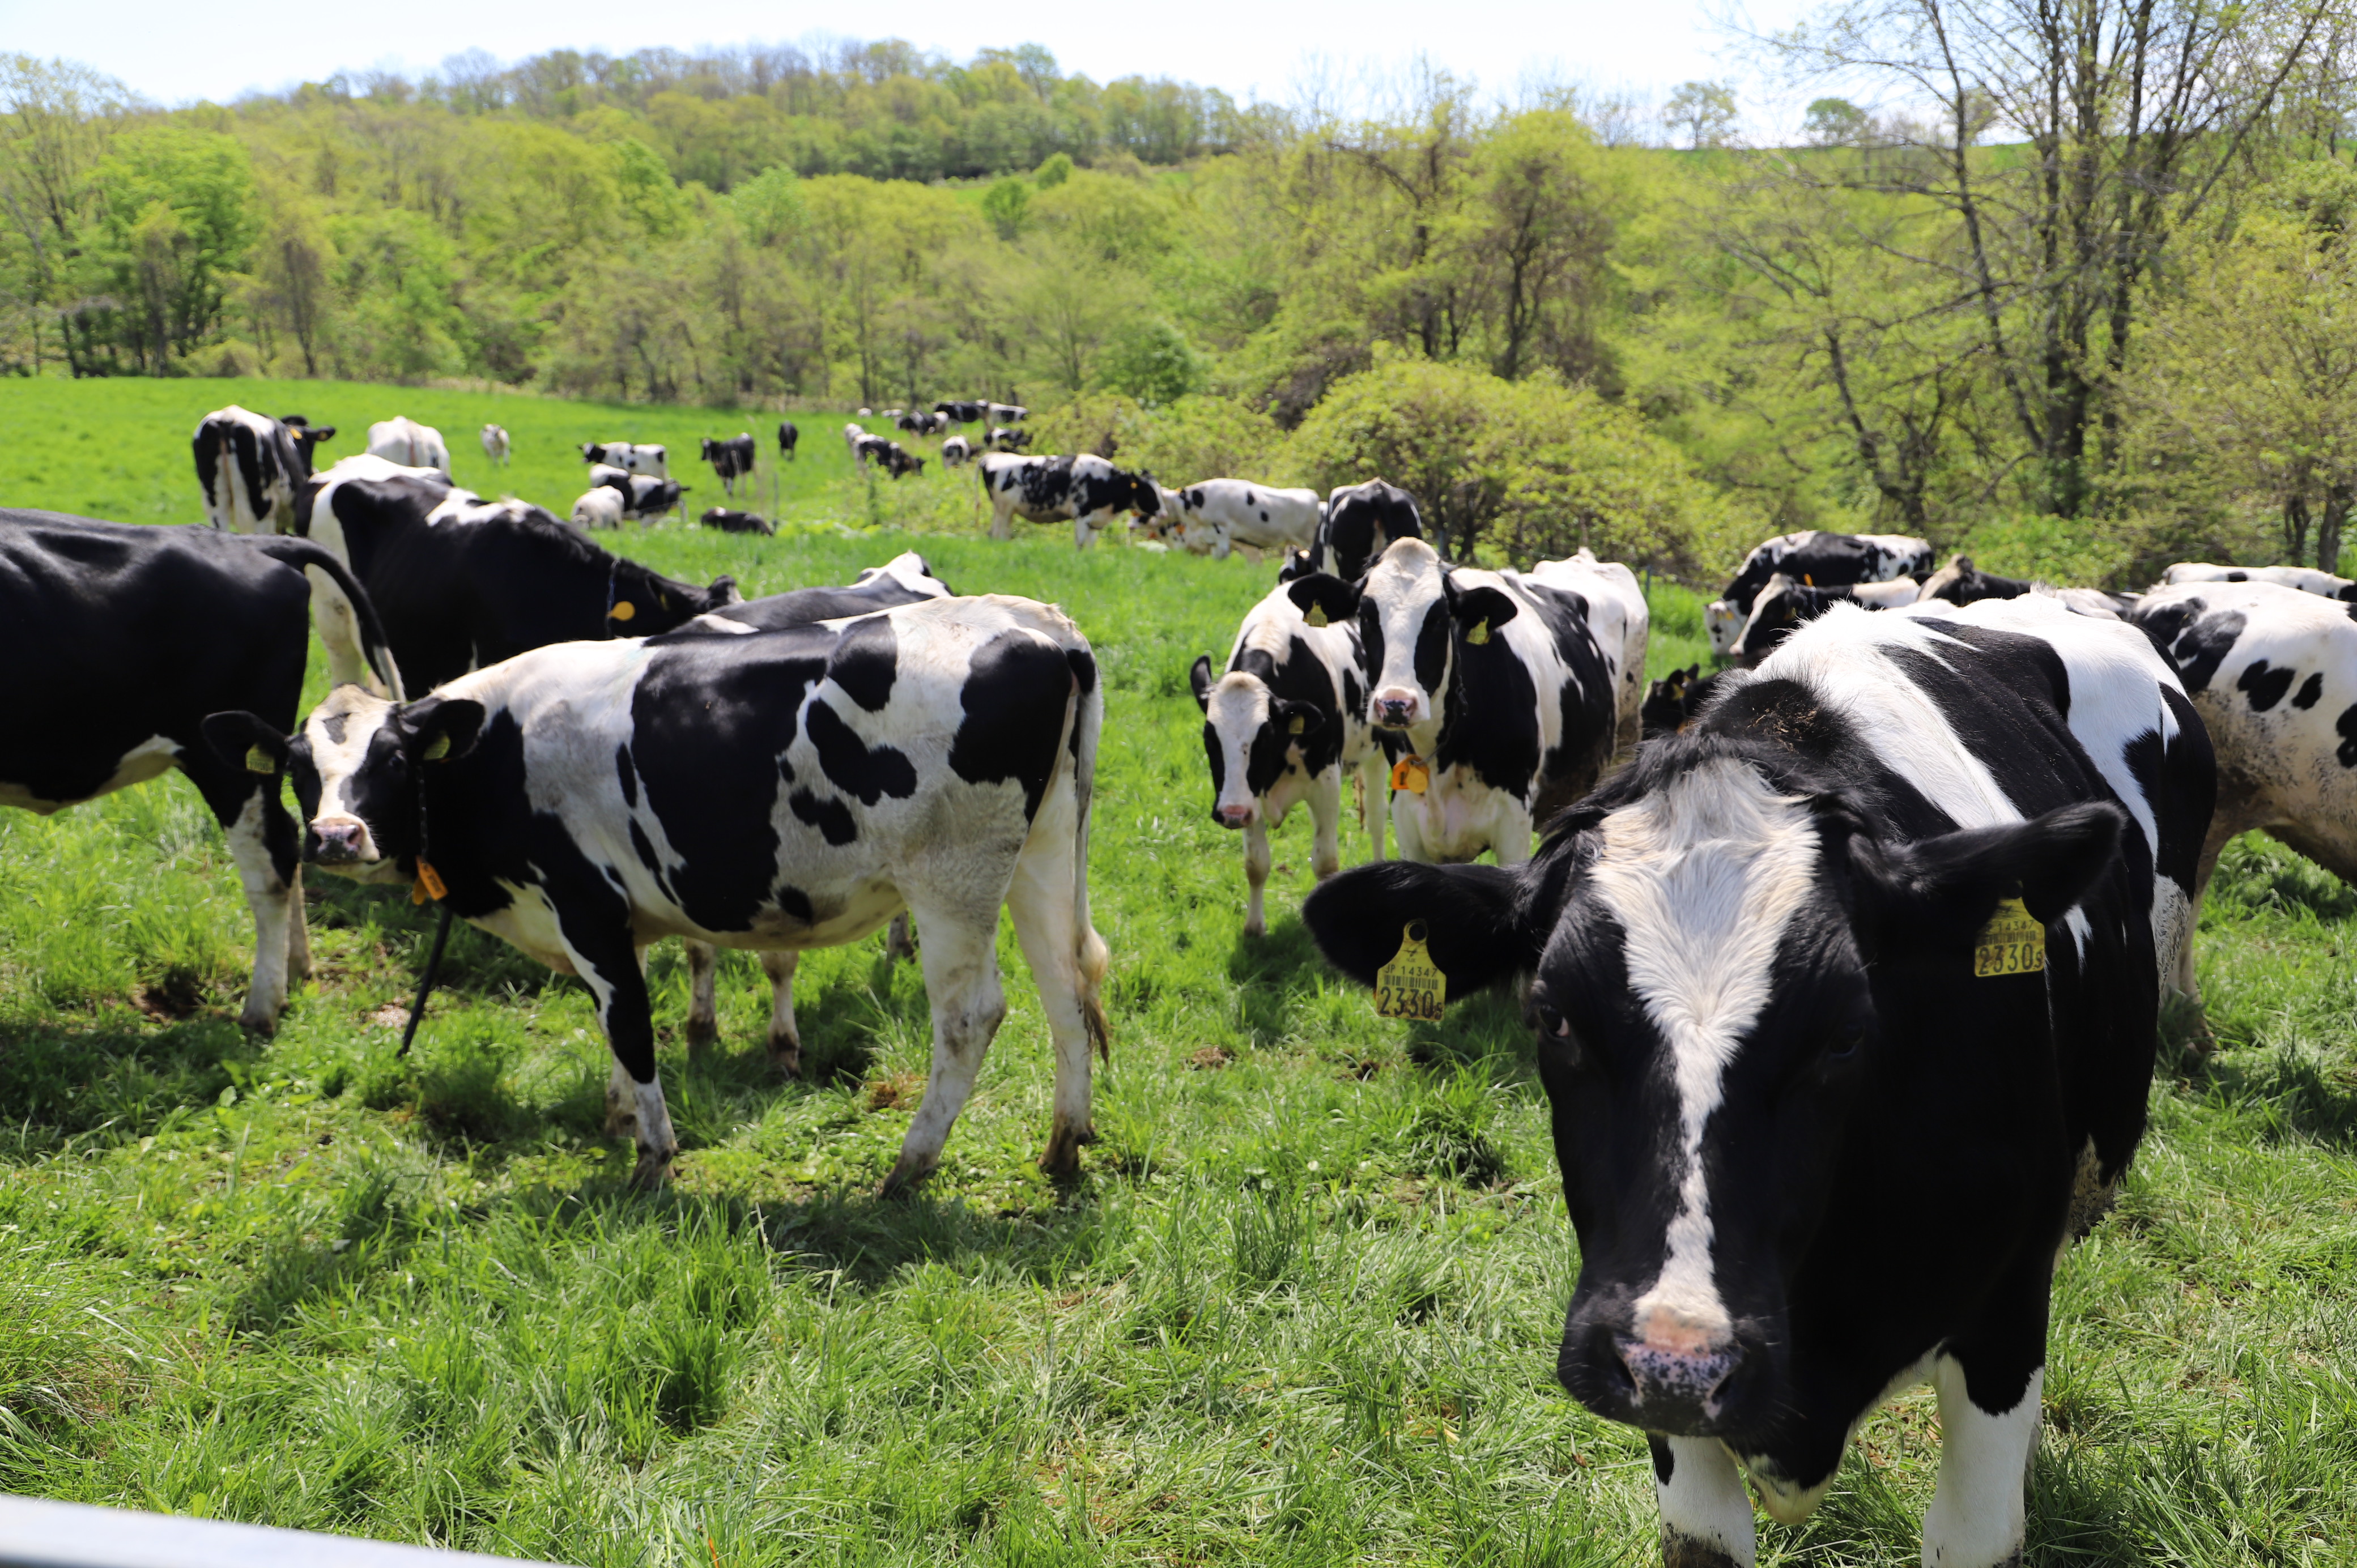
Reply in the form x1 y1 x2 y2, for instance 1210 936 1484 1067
0 378 2352 1566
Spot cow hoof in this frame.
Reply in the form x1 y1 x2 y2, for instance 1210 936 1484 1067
1039 1126 1088 1179
238 1003 280 1036
769 1038 802 1079
1241 919 1266 939
878 1157 932 1199
683 1015 720 1050
629 1148 675 1189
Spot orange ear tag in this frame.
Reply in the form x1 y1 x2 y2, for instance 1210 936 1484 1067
609 600 636 622
1390 755 1430 794
412 861 449 904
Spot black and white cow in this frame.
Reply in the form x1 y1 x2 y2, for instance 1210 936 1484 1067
1188 580 1388 936
896 410 946 437
699 508 773 536
207 595 1110 1191
480 424 510 466
777 420 799 460
986 402 1029 425
573 487 626 530
1287 540 1648 864
986 427 1030 453
701 433 758 497
1 510 400 1030
1301 593 2213 1568
299 455 739 693
194 407 338 533
1920 553 2033 606
1164 479 1324 562
842 422 868 456
592 468 687 521
1313 480 1423 581
2131 579 2357 988
2160 561 2357 600
935 400 985 425
580 441 669 478
942 435 973 468
367 416 451 476
1640 664 1725 740
856 436 925 479
981 453 1160 548
1728 573 1921 663
1705 531 1935 654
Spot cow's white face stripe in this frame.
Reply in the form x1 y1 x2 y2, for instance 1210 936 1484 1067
304 684 401 856
1364 538 1448 723
1205 675 1274 814
1587 759 1819 1342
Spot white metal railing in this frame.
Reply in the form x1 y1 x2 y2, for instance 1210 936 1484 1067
0 1495 571 1568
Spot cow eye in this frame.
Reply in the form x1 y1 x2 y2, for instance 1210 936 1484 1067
1531 996 1579 1056
1824 1029 1867 1063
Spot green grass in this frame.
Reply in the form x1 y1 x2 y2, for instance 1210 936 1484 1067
0 377 2350 1565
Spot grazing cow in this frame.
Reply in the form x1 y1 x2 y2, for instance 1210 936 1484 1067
986 426 1031 453
298 455 738 693
1287 540 1648 864
856 436 925 479
1167 479 1324 561
1640 664 1724 740
480 424 510 466
1189 580 1388 935
1314 480 1423 581
2131 579 2357 986
1921 553 2033 606
207 595 1110 1192
1704 531 1935 654
842 422 867 456
1300 593 2213 1568
2159 561 2357 601
896 410 946 437
2 510 400 1030
572 488 626 530
580 441 669 478
699 508 773 536
618 474 687 521
777 420 799 460
986 402 1029 425
1729 573 1921 663
663 550 956 1054
980 453 1160 548
366 416 452 476
935 400 985 425
942 435 973 468
701 433 758 497
193 407 338 534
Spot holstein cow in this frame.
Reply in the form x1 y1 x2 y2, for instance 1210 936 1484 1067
1301 593 2214 1568
980 453 1160 548
1705 530 1935 655
986 427 1030 453
207 594 1111 1191
701 433 758 497
1920 553 2033 606
1 510 400 1030
699 508 773 536
298 455 738 693
581 441 669 478
572 488 626 531
1189 580 1389 936
194 407 338 534
1167 479 1324 562
941 435 973 468
597 469 687 522
986 402 1029 425
2160 561 2357 602
366 416 452 476
1287 540 1647 865
842 422 867 456
856 436 924 479
935 400 985 425
1313 480 1423 581
777 420 799 460
1640 664 1725 740
1728 574 1921 663
2131 579 2357 985
663 550 955 1056
480 424 511 466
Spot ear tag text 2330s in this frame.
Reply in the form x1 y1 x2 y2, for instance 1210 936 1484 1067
1375 921 1446 1021
1973 897 2045 978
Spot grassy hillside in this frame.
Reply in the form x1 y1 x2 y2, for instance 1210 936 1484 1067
0 379 2349 1565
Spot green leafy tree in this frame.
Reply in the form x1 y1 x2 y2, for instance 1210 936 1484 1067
1098 318 1201 404
981 176 1031 240
85 126 258 372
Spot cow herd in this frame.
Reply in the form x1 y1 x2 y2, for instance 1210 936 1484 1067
10 404 2357 1568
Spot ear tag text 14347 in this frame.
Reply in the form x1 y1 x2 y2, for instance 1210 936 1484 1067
1973 897 2045 978
1390 755 1429 794
1375 921 1446 1021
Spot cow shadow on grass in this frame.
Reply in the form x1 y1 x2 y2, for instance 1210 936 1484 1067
0 1011 261 1147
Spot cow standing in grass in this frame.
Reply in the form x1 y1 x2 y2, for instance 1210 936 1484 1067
193 407 338 533
367 417 452 476
1302 594 2213 1568
979 453 1159 548
702 433 757 497
480 424 511 466
1312 479 1423 580
1705 531 1934 655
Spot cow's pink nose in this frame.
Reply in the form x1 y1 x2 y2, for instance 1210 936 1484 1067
1373 693 1418 727
1215 803 1254 828
309 817 367 863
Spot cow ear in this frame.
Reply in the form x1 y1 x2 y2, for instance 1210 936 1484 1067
1273 698 1325 737
403 698 486 764
1849 802 2124 958
202 711 290 776
1189 655 1217 711
1303 861 1535 996
1287 573 1359 629
710 574 742 605
309 426 335 442
1445 582 1519 642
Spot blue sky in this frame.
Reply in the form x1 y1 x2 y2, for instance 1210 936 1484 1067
3 0 1820 132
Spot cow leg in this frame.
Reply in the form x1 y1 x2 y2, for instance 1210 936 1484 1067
1358 753 1388 864
1649 1435 1755 1568
1241 815 1273 938
884 911 917 964
880 909 1007 1197
1073 514 1094 550
565 924 677 1187
286 862 312 985
1491 804 1536 868
1309 766 1343 883
1006 777 1101 1180
1392 792 1428 864
759 949 801 1076
990 499 1014 541
683 939 720 1049
1922 1355 2042 1568
1238 544 1263 565
194 769 300 1033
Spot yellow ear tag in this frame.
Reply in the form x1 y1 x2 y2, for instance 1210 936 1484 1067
1288 715 1305 735
244 745 276 776
1390 755 1429 794
421 733 451 762
1375 919 1446 1020
1466 620 1490 645
1305 604 1328 628
1972 897 2045 978
609 600 636 622
412 860 448 905
1803 574 1815 587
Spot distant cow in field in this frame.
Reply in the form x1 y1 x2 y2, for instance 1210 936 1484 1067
580 441 668 478
1921 554 2034 606
777 420 799 460
367 417 451 476
573 488 625 530
2160 561 2357 601
1313 480 1424 581
1166 479 1324 562
980 453 1160 548
699 508 773 535
856 436 925 479
897 410 946 437
942 436 972 468
587 463 687 522
1639 664 1724 739
701 433 757 497
1705 530 1934 654
480 424 510 466
935 400 985 425
1730 573 1922 663
986 402 1029 425
2 510 398 1032
194 407 338 533
986 426 1030 453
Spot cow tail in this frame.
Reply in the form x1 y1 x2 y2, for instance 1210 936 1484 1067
252 536 407 702
1068 638 1111 1062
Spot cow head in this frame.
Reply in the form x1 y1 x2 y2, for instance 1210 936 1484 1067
1189 657 1324 828
282 416 337 476
203 687 487 881
1730 575 1815 664
1704 600 1744 655
1300 726 2126 1454
857 551 955 599
1286 538 1514 734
